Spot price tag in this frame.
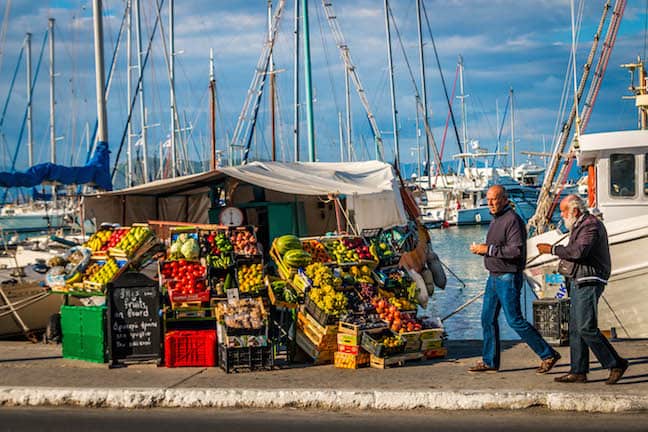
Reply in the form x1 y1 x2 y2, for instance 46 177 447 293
226 288 240 304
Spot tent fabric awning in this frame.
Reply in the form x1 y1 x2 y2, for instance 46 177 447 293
84 161 408 230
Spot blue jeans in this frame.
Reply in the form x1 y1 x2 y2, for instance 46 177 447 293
481 272 555 369
568 282 625 374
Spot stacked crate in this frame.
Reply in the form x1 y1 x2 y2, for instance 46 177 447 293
334 322 370 369
419 327 447 359
295 309 338 365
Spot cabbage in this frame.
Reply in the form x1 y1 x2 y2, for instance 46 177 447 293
181 238 199 260
169 241 182 256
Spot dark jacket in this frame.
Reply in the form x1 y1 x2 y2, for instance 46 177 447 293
552 212 611 285
484 205 526 274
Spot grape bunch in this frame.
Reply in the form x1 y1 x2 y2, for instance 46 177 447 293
309 285 347 316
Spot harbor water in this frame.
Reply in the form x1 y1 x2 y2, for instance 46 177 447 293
426 225 535 340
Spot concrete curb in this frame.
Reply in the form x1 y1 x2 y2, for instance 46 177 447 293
0 387 647 412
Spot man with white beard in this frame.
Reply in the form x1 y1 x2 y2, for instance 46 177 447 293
536 194 629 384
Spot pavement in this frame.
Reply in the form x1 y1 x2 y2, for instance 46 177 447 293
0 339 647 412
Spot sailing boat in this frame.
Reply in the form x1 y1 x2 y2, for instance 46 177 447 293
0 0 111 338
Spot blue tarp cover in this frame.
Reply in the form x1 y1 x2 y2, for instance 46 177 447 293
0 141 112 191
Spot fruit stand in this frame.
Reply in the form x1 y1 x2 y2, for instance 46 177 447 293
48 218 444 372
270 228 446 369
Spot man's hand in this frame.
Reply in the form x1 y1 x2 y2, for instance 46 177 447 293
470 243 488 255
536 243 552 254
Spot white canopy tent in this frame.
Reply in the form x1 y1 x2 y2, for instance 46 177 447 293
83 161 408 233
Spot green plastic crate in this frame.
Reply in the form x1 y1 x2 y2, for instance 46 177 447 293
60 305 107 363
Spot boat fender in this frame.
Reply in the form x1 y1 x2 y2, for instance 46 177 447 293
421 268 435 296
406 268 428 308
475 213 482 223
32 262 49 274
426 248 447 290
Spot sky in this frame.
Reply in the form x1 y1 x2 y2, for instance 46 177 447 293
0 0 646 185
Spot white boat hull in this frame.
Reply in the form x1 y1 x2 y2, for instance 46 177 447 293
0 214 67 232
524 215 648 338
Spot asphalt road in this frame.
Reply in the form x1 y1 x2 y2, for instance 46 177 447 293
1 407 647 432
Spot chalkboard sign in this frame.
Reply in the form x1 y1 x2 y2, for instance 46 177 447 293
106 272 161 367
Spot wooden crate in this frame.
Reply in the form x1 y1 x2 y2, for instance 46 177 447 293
295 330 334 365
369 352 424 369
422 347 448 359
297 312 337 350
334 351 370 369
419 328 445 340
337 332 358 346
265 276 298 309
338 320 388 337
419 338 444 351
298 310 337 337
337 343 361 355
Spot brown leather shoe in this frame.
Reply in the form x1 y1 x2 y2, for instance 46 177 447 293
468 361 498 374
606 359 629 385
554 373 587 383
536 352 561 374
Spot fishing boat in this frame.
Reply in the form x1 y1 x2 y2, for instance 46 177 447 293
524 54 648 337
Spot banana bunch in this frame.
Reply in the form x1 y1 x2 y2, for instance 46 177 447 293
84 230 112 252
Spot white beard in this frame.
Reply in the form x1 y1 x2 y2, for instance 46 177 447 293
564 214 577 231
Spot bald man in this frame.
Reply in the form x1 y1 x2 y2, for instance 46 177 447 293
537 194 628 384
468 185 561 374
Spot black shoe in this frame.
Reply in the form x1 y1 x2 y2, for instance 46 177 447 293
606 359 629 385
554 373 587 383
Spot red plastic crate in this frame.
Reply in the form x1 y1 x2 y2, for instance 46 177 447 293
164 330 217 367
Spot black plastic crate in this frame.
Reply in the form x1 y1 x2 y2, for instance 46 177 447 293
533 298 570 346
218 343 274 373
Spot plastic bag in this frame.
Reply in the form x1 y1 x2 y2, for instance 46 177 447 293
406 268 428 308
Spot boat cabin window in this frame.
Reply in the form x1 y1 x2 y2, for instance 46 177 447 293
610 153 635 197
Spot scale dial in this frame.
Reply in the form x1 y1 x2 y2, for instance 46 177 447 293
219 206 244 227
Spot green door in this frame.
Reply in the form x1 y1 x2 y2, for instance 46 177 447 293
267 203 296 244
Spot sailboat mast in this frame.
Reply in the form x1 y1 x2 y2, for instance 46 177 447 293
209 48 216 170
25 32 33 167
384 0 399 166
126 0 133 186
48 18 55 165
338 111 344 161
293 0 300 162
93 0 108 146
268 1 276 161
169 0 177 177
510 87 515 170
134 0 148 182
301 0 315 162
457 55 471 177
344 58 351 161
416 0 430 187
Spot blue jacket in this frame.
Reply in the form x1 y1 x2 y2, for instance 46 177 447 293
484 205 526 274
